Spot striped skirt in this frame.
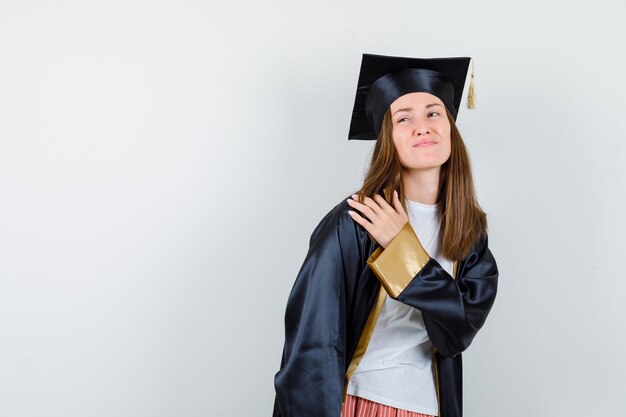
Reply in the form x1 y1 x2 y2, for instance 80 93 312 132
342 394 435 417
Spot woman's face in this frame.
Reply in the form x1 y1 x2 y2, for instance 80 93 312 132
389 92 452 172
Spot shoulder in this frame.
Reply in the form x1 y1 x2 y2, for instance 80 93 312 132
308 194 369 246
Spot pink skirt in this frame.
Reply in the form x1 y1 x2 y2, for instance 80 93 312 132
342 394 436 417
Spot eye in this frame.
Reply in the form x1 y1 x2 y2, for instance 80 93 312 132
428 111 440 117
397 116 409 123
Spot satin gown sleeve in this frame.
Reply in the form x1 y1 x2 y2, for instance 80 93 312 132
273 207 362 417
366 222 499 358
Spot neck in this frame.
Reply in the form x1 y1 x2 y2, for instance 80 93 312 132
402 166 441 205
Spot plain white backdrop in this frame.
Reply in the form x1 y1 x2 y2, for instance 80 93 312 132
1 1 625 416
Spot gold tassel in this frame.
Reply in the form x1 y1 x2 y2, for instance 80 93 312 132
466 58 476 109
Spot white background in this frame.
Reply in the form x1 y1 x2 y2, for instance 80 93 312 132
1 1 625 416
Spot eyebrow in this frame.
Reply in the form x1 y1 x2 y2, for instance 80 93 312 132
392 103 443 116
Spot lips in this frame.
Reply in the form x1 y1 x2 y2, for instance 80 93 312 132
413 140 437 147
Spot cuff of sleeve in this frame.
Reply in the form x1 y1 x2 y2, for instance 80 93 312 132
366 222 430 298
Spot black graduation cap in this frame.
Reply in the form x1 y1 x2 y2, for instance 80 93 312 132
348 53 476 141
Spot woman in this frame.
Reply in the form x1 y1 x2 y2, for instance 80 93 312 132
272 53 499 417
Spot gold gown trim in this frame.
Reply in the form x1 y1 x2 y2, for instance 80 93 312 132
366 222 431 298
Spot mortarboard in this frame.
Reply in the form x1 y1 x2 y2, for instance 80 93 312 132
348 53 476 141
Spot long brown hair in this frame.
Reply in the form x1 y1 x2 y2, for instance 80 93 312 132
353 107 488 261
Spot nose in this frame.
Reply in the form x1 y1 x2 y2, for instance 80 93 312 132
413 123 431 136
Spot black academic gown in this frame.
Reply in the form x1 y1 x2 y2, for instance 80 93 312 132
272 194 499 417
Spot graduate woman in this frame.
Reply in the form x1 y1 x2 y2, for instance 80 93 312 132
272 53 499 417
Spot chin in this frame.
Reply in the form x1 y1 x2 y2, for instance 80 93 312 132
403 158 446 170
403 164 442 172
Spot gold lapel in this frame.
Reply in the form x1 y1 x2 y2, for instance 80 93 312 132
342 284 386 406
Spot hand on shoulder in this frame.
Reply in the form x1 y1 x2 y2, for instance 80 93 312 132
345 190 408 249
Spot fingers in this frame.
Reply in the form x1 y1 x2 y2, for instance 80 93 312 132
348 194 379 220
349 191 403 218
372 194 393 213
392 189 407 216
347 208 372 232
373 191 405 218
348 190 406 247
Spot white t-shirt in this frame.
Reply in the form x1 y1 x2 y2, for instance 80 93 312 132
346 198 454 415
